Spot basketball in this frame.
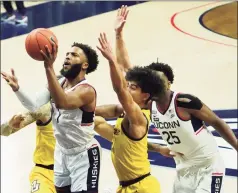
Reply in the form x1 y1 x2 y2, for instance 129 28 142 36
25 28 58 61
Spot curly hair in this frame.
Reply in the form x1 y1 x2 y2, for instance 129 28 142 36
147 62 174 84
72 42 99 74
125 66 166 100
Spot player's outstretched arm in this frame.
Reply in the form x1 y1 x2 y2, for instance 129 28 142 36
177 94 238 151
95 104 123 119
94 116 114 142
148 142 175 158
97 33 147 138
1 103 51 136
1 69 50 111
115 5 132 72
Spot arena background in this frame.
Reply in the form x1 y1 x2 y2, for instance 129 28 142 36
1 1 237 193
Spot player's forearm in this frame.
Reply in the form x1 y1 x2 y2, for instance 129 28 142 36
94 116 113 142
116 33 132 72
1 112 36 136
1 121 14 136
45 67 68 108
15 87 50 112
109 59 127 93
213 120 238 151
95 104 119 119
148 142 161 152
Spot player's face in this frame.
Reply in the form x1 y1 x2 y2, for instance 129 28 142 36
127 81 150 106
60 47 88 79
63 46 87 70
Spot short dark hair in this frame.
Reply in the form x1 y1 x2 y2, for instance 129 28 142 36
72 42 99 74
125 66 166 99
147 62 174 84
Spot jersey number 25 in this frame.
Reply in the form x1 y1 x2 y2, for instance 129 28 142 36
162 131 181 145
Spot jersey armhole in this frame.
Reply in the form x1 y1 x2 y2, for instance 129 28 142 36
36 116 52 127
121 113 149 141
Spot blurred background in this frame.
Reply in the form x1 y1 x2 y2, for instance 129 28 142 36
1 1 237 193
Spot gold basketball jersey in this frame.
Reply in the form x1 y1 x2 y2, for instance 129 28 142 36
33 119 55 165
111 109 151 181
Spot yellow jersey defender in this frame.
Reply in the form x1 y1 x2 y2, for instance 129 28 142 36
1 103 56 193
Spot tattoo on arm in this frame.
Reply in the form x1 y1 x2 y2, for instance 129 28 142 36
1 121 14 136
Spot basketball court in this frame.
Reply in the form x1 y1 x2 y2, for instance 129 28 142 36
1 1 237 193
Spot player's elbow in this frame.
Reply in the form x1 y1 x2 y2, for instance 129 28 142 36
54 96 71 109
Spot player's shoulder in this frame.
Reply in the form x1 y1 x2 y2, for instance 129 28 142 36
75 83 96 94
175 92 203 110
73 83 96 102
176 92 199 101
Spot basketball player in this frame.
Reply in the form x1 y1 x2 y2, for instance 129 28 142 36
1 43 101 193
1 103 56 193
96 32 162 193
113 5 238 193
96 5 174 158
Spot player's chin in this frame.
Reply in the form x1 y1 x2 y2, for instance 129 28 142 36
63 65 71 70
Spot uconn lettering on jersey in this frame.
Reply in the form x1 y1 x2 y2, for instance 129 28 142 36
152 115 181 145
152 115 180 129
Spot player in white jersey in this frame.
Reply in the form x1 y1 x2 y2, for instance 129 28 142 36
112 5 238 193
147 62 237 193
1 42 101 193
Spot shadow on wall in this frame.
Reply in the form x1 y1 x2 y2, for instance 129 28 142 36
0 1 144 40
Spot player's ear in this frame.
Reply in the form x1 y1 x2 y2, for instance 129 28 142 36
82 62 89 71
167 81 171 90
143 93 150 102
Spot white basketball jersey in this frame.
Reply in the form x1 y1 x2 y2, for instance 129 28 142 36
51 78 96 153
151 92 218 164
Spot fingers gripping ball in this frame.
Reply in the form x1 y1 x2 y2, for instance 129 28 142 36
25 28 58 61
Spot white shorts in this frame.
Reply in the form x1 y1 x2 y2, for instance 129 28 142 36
173 153 225 193
54 138 101 192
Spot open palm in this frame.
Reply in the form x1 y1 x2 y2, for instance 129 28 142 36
114 5 129 34
1 68 19 91
97 33 115 63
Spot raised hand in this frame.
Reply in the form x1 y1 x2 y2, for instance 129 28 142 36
40 38 58 69
114 5 129 34
1 68 19 92
97 33 116 63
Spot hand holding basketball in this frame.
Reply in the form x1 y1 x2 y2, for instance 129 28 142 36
25 28 58 61
114 5 129 34
97 33 116 63
1 68 19 92
40 40 58 69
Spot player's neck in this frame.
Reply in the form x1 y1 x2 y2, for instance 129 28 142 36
156 90 173 112
65 73 85 88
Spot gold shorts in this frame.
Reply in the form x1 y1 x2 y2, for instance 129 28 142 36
29 165 56 193
117 175 161 193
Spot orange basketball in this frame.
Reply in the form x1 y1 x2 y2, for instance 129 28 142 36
25 28 58 61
